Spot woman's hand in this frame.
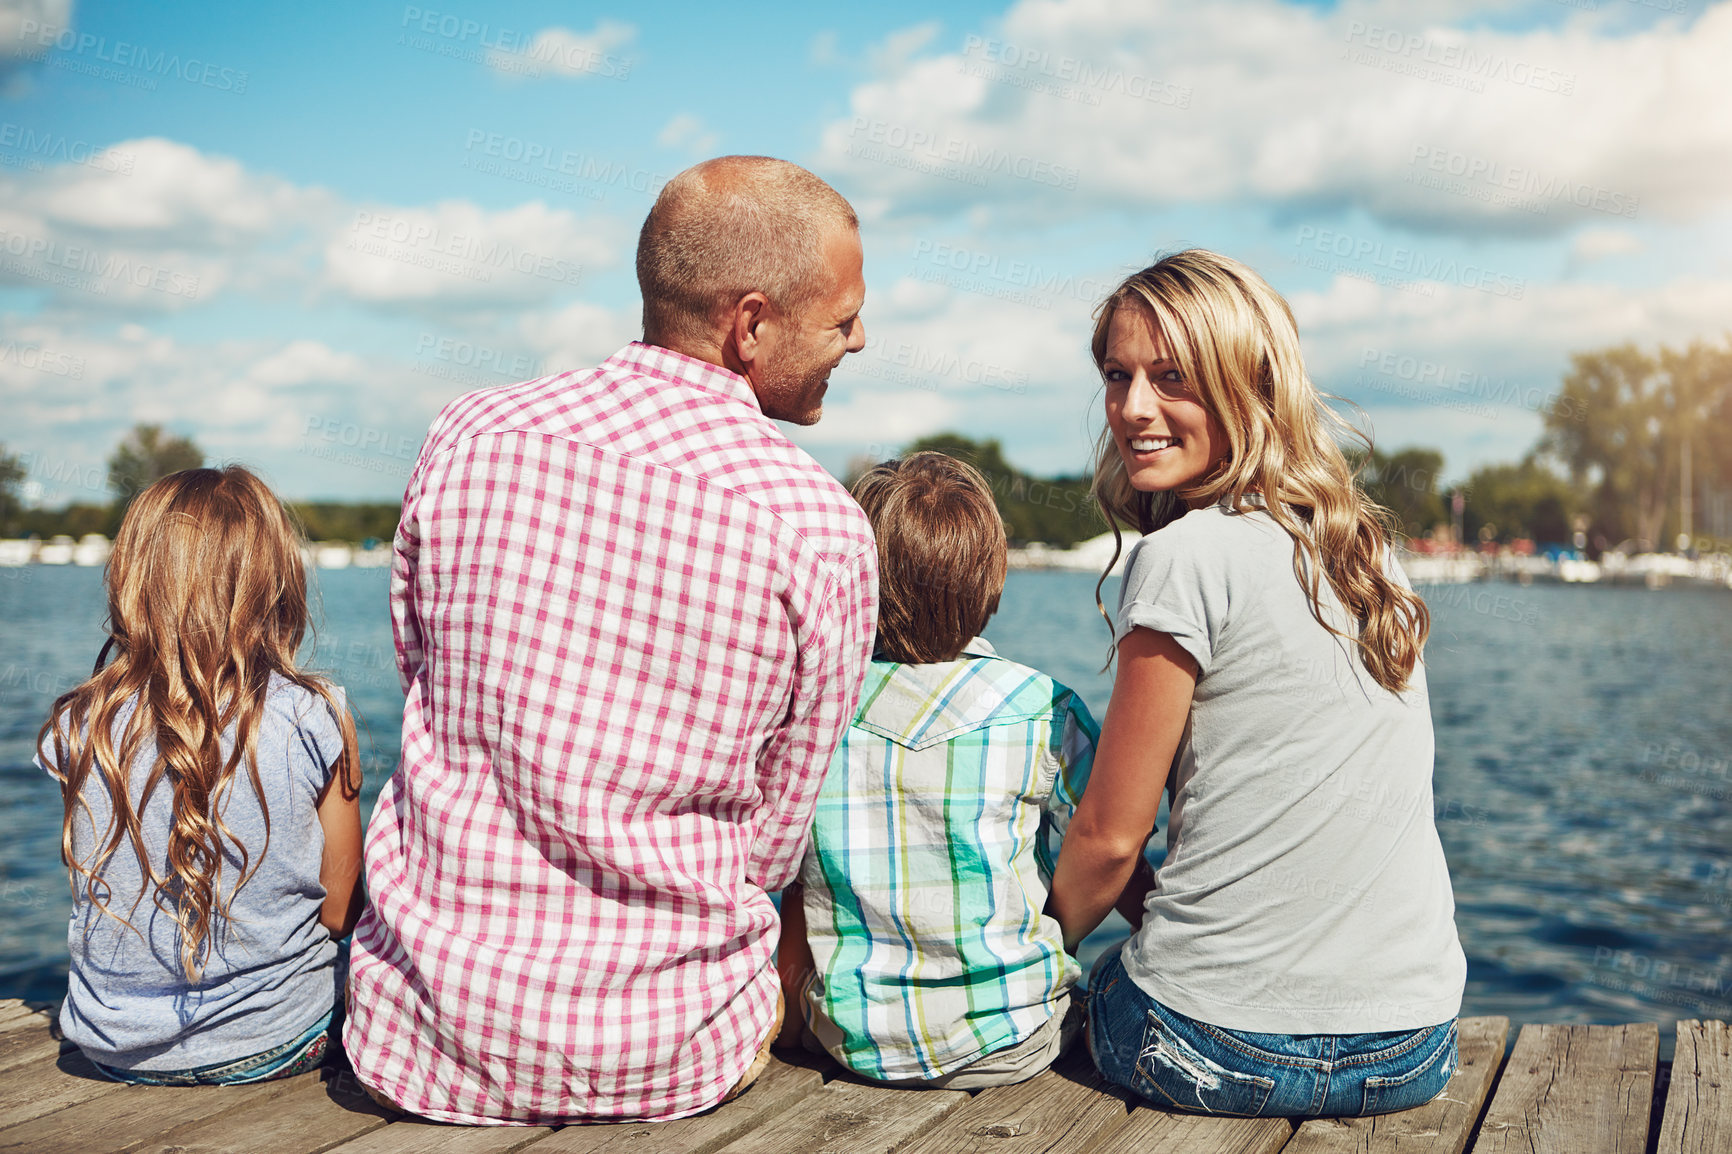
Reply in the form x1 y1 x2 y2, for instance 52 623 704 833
1047 626 1196 952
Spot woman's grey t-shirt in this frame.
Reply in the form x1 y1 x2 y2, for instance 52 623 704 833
37 675 345 1070
1115 502 1464 1033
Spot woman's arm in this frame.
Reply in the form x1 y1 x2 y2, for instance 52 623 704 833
1048 626 1197 952
315 752 365 939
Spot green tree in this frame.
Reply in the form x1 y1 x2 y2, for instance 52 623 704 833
0 446 23 537
1540 341 1732 550
1459 456 1577 544
1348 446 1448 539
107 424 205 512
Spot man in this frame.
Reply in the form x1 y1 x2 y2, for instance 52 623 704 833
345 156 877 1124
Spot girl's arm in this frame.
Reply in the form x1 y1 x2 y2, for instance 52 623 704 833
315 752 365 939
1048 626 1197 953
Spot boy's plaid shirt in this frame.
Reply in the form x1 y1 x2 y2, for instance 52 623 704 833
798 637 1099 1082
345 343 878 1124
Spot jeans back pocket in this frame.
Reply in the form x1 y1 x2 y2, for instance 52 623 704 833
1134 1009 1276 1117
1360 1022 1457 1115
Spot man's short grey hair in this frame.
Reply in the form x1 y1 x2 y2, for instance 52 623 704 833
637 156 859 348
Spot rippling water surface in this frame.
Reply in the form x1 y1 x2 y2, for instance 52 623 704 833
3 565 1729 1043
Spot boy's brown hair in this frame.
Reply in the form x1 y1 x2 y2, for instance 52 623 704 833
850 451 1008 664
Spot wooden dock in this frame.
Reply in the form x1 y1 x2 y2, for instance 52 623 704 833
0 1002 1725 1154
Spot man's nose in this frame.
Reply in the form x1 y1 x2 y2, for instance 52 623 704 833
845 316 866 353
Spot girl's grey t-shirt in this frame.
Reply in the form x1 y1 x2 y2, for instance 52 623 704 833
37 675 345 1070
1115 502 1464 1034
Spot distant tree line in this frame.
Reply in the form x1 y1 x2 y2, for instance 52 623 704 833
6 337 1729 554
0 425 401 545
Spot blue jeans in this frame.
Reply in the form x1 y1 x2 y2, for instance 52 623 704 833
91 1010 334 1086
1087 949 1456 1118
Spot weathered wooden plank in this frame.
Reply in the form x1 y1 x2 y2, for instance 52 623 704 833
1280 1016 1510 1154
122 1066 397 1154
0 1020 69 1077
0 1005 54 1038
0 1004 35 1033
323 1118 555 1154
0 1062 310 1153
1655 1020 1732 1154
521 1053 827 1153
1468 1023 1657 1154
0 1044 130 1130
894 1051 1136 1154
704 1077 968 1154
1087 1109 1294 1154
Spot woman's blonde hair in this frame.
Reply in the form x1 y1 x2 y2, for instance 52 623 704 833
37 465 358 982
1088 249 1429 693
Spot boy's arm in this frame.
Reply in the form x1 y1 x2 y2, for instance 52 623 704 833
774 881 814 1048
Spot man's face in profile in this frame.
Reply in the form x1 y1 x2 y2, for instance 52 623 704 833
753 227 867 426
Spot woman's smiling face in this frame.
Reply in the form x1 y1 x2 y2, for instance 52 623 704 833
1102 304 1228 506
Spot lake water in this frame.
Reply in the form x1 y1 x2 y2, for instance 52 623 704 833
3 565 1729 1047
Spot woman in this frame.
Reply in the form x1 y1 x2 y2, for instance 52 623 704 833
1049 250 1465 1118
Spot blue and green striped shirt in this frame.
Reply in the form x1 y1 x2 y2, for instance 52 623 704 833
797 637 1099 1082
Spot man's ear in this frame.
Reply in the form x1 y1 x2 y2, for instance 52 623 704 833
728 291 772 373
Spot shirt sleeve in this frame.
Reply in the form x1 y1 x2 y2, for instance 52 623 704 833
747 542 879 891
1115 526 1229 676
293 684 348 791
389 466 426 697
1037 690 1099 878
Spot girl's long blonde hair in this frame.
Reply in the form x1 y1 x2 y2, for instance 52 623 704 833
1089 249 1429 693
37 466 357 982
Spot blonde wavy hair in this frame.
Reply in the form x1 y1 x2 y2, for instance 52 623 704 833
38 466 358 981
1088 249 1429 693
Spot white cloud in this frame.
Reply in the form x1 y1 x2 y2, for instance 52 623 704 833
815 0 1732 233
0 0 72 79
0 321 469 502
33 137 318 244
514 299 642 372
324 200 620 309
487 20 635 81
1569 227 1646 264
657 114 719 157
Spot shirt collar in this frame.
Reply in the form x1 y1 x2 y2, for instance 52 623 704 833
608 341 763 412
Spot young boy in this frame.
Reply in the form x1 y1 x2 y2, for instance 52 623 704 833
777 451 1100 1088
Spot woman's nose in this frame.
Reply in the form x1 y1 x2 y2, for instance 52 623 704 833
1120 374 1159 420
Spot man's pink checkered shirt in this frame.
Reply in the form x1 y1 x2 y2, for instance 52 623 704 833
344 343 878 1124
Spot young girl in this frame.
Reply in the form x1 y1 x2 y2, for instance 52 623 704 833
35 465 363 1085
1050 250 1466 1118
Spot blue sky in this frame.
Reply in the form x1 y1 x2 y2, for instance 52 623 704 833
2 0 1728 504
